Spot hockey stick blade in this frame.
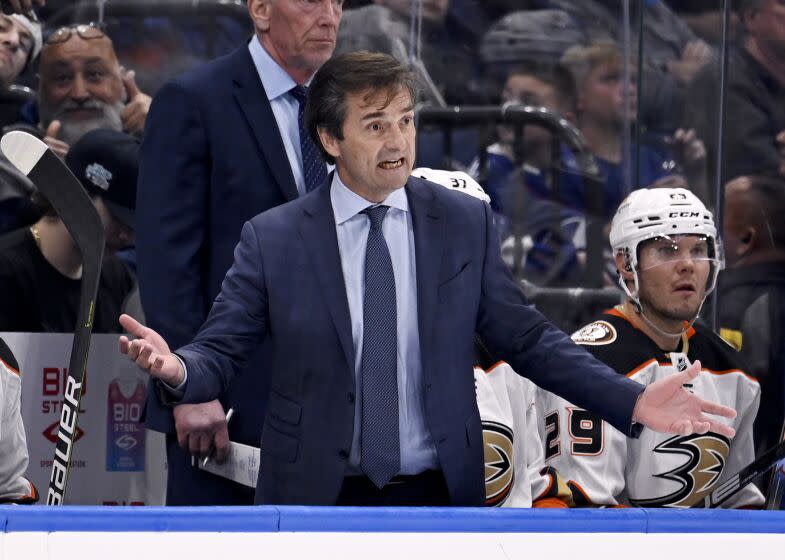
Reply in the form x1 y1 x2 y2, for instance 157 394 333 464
695 438 785 508
1 131 105 505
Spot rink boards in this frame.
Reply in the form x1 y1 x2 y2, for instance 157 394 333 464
2 506 784 560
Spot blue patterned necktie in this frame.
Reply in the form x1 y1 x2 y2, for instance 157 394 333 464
290 85 328 193
359 205 400 488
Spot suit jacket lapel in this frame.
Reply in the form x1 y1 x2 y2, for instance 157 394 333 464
299 183 355 372
407 179 444 375
231 47 300 202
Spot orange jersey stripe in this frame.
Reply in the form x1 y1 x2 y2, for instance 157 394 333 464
0 357 20 377
484 361 507 374
605 307 695 338
626 358 658 378
656 363 758 384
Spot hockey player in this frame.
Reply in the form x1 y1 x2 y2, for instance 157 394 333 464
538 187 764 508
475 354 572 508
0 336 37 503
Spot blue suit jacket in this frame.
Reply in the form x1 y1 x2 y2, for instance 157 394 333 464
137 45 295 459
176 177 644 506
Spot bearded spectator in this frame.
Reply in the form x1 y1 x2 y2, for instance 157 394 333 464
36 23 150 158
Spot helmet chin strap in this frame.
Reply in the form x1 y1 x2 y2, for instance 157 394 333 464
634 301 698 340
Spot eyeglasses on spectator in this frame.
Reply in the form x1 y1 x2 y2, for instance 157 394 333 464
44 22 105 45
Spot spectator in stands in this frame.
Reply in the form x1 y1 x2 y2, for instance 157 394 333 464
0 12 40 233
336 0 480 104
546 0 713 133
0 336 37 504
0 129 137 332
562 41 708 211
475 62 578 213
468 62 589 284
719 175 785 463
539 187 764 508
663 0 740 45
136 0 340 506
686 0 785 186
0 12 39 92
0 11 39 128
36 24 151 158
445 0 526 54
479 9 584 86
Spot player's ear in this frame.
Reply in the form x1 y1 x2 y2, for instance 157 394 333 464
615 252 634 280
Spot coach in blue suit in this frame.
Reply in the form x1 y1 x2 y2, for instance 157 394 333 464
124 52 737 506
135 0 342 504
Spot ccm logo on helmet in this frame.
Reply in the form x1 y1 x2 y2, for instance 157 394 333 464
668 211 700 218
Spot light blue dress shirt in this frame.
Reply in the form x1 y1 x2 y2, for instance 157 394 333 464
248 37 323 196
330 173 439 475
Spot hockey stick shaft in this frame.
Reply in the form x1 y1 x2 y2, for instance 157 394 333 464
1 132 105 504
699 438 785 508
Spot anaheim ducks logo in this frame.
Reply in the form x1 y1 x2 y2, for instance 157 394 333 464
571 321 617 346
630 433 730 508
483 421 514 506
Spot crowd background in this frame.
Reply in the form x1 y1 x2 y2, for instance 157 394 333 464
0 0 783 506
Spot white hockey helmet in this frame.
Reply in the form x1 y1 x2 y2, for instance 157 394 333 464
411 167 491 203
609 187 724 306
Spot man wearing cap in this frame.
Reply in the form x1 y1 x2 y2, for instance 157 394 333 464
0 128 136 332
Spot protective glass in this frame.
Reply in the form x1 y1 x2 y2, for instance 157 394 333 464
637 234 721 272
44 23 105 45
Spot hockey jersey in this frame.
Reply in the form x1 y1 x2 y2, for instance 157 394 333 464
475 362 571 507
537 308 764 508
0 337 37 504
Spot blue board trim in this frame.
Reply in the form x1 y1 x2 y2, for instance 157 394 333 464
2 506 784 533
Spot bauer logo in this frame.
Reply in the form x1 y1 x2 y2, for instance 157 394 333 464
46 375 83 505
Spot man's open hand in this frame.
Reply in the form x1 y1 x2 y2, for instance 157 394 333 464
118 313 184 386
632 360 737 438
